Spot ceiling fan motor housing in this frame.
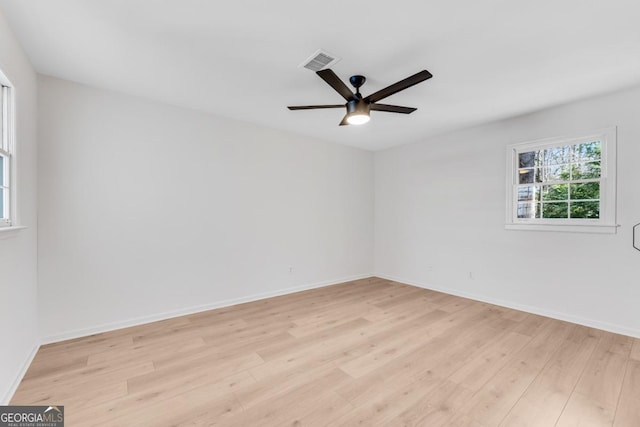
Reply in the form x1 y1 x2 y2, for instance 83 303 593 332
347 98 370 115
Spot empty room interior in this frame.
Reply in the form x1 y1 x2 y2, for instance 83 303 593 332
1 0 640 426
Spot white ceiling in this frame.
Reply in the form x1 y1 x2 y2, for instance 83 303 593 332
1 0 639 151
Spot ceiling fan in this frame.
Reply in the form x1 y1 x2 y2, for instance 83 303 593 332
288 68 432 126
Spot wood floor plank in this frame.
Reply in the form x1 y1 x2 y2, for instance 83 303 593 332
249 309 449 381
13 379 127 408
393 379 475 427
292 391 354 427
126 352 262 395
335 320 507 409
630 338 640 361
461 320 575 426
331 370 445 426
218 368 351 427
70 370 254 425
447 413 486 427
287 303 381 338
14 361 155 397
106 382 243 427
613 360 640 427
256 317 370 360
498 325 601 427
511 313 550 337
21 353 89 381
337 308 464 378
235 359 338 410
86 336 206 367
556 332 632 427
36 334 134 357
10 278 639 426
448 331 531 391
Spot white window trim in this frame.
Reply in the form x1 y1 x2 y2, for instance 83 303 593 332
0 146 10 227
505 127 618 234
0 72 19 230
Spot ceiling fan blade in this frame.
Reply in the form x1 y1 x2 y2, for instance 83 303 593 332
339 114 350 126
317 69 355 101
288 104 344 110
365 70 432 103
370 104 417 114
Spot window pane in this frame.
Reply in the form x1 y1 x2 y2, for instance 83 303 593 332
541 164 570 182
571 161 601 180
570 182 600 200
570 201 600 219
543 146 570 166
517 202 540 219
542 184 568 201
0 156 3 187
518 168 535 184
572 141 601 162
535 168 542 183
518 151 540 168
0 188 4 219
543 202 568 218
517 186 540 202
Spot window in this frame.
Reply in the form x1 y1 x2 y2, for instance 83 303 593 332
506 128 617 233
0 84 13 227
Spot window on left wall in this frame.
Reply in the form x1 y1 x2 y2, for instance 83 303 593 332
0 84 13 227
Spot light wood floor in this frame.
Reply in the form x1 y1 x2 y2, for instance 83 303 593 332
12 277 640 426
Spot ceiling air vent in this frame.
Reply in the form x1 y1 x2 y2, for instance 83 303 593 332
299 49 341 71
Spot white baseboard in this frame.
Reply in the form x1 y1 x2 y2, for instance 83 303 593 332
41 273 373 345
2 342 40 405
375 273 640 339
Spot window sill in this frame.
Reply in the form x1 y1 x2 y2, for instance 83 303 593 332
505 223 618 234
0 226 27 239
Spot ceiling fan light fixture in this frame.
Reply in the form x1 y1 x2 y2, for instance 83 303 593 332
346 112 370 125
346 99 370 125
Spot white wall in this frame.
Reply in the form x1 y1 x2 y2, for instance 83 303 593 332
375 85 640 337
37 76 374 341
0 11 39 403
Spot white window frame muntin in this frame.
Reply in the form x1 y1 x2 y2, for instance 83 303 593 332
505 127 617 234
0 75 17 228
